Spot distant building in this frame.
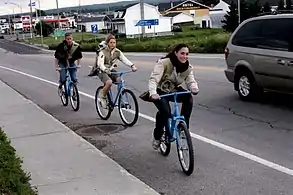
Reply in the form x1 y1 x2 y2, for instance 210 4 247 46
157 0 212 28
78 15 109 33
104 3 172 38
209 0 231 28
164 12 194 26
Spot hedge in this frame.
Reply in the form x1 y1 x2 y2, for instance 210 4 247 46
47 30 230 53
0 128 37 195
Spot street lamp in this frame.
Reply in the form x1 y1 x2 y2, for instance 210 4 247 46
5 2 22 13
5 2 24 38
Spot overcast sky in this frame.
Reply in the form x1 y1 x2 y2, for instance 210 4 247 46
0 0 133 15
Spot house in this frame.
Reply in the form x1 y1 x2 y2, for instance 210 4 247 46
104 3 172 38
78 15 109 32
164 12 194 25
158 0 212 28
209 0 230 28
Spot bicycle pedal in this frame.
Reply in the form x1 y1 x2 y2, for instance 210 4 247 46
169 137 176 142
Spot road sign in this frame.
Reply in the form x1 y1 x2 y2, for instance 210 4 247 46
91 24 98 34
135 19 159 26
54 29 66 37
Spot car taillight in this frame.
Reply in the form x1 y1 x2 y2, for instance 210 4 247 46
224 47 229 59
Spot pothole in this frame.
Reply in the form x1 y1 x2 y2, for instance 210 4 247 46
75 123 126 136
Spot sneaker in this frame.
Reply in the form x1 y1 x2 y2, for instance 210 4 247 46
99 92 108 109
152 139 160 150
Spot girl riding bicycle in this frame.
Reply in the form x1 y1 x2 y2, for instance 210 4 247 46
140 43 199 150
94 34 137 108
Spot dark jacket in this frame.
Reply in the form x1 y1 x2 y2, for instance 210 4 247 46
54 40 82 65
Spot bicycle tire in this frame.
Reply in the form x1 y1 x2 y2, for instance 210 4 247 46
159 128 171 156
176 121 194 176
69 83 80 111
95 86 112 120
118 89 139 127
59 84 68 106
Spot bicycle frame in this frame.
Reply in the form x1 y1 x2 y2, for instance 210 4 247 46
107 70 132 108
59 67 76 94
159 91 191 143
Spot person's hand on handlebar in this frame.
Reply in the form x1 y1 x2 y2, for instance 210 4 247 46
151 94 160 100
131 64 137 72
191 88 199 95
104 68 111 74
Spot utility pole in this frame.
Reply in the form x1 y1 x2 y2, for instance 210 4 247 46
56 0 60 29
37 0 43 46
140 0 145 37
238 0 241 24
79 0 83 41
29 0 33 38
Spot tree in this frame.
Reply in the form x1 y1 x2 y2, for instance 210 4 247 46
222 1 239 32
262 2 271 13
33 9 46 17
35 21 54 37
222 0 261 32
286 0 292 9
278 0 285 10
199 0 219 7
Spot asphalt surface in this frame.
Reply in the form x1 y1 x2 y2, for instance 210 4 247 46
0 41 293 195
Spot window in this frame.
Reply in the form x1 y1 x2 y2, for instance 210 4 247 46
257 18 293 52
232 20 262 48
232 18 293 52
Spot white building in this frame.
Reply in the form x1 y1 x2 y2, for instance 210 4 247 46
78 15 108 32
210 0 230 28
164 12 194 26
105 3 172 38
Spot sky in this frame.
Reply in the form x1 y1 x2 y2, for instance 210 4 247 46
0 0 133 15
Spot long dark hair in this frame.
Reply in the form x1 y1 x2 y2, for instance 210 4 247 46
161 43 189 73
165 43 189 58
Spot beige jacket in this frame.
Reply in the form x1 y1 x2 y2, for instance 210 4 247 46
148 58 199 96
96 46 133 71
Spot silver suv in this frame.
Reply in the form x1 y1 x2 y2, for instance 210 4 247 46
224 14 293 100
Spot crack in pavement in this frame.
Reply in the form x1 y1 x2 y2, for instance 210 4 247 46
220 106 293 132
195 103 293 132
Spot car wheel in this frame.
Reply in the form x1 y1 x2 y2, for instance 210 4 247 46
236 71 262 101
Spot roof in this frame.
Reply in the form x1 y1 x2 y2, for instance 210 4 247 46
164 12 181 17
162 0 211 13
80 16 105 23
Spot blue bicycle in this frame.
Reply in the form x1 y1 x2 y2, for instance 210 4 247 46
95 70 139 127
57 67 80 111
158 91 194 175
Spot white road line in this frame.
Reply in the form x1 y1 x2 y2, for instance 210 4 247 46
0 64 293 177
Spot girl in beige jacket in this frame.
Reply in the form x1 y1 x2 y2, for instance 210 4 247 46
144 43 199 150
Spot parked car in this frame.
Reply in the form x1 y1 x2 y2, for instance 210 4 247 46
224 14 293 101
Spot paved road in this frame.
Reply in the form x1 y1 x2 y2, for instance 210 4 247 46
0 41 293 195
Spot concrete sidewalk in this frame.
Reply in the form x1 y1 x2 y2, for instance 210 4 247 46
0 80 159 195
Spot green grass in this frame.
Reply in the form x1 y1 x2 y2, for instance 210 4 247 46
0 128 37 195
22 26 231 53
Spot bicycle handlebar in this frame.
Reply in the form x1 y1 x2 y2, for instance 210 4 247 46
58 66 79 70
110 70 133 75
159 91 191 98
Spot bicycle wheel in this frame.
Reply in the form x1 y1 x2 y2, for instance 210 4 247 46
176 121 194 176
118 89 139 127
58 84 68 106
159 128 171 156
69 83 80 111
95 86 112 120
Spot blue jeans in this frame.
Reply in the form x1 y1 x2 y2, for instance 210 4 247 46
59 62 77 85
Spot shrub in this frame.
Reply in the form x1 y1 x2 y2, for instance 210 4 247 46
0 128 37 195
